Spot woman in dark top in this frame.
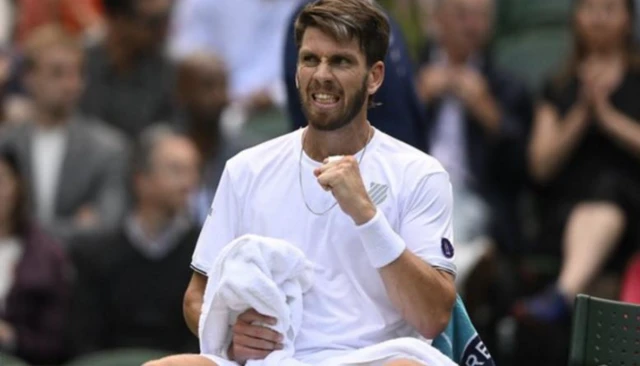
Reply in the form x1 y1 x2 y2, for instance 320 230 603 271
0 147 72 364
519 0 640 322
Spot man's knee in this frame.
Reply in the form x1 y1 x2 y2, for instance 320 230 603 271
383 359 426 366
572 202 626 230
142 354 218 366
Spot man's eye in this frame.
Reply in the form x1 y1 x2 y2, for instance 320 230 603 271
302 55 318 65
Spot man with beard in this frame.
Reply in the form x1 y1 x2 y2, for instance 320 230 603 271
147 0 457 365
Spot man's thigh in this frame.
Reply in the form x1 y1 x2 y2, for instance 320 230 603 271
383 359 426 366
143 354 219 366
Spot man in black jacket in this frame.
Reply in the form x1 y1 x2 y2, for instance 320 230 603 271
416 0 532 257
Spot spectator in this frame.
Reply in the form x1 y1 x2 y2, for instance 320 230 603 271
169 0 299 130
71 125 201 354
284 0 426 148
80 0 174 139
0 25 129 245
415 0 532 256
519 0 640 322
174 52 249 224
0 147 72 365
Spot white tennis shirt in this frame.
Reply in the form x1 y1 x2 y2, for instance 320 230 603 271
192 127 457 362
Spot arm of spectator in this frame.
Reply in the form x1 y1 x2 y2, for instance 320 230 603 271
416 64 452 104
12 246 71 361
183 272 208 336
593 94 640 159
45 146 129 244
89 145 130 232
528 101 591 183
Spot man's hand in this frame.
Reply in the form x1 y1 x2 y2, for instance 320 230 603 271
75 205 98 228
228 309 283 365
450 67 501 134
451 67 491 106
314 156 376 225
416 65 453 103
0 319 16 348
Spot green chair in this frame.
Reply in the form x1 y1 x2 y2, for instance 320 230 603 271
494 27 571 93
496 0 572 35
64 348 170 366
569 294 640 365
0 353 31 366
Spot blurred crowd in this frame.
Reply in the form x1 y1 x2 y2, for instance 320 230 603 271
0 0 639 365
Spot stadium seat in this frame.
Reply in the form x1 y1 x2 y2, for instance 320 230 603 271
496 0 572 35
494 27 571 93
568 294 640 365
64 348 170 366
0 353 31 366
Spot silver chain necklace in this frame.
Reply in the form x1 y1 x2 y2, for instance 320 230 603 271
298 127 373 216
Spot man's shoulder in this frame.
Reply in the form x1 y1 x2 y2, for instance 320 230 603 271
0 122 29 145
375 130 447 176
225 130 299 176
74 117 130 153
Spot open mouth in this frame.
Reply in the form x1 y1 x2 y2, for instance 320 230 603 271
311 93 340 108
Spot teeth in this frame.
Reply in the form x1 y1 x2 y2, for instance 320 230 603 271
313 93 338 103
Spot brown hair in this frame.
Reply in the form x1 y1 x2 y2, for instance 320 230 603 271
22 24 82 71
555 0 640 88
294 0 390 67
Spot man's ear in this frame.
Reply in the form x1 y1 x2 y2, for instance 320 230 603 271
367 61 385 96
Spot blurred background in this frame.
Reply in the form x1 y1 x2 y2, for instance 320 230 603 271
0 0 640 365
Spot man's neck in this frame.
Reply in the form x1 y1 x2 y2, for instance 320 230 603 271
443 46 473 66
134 205 175 241
105 30 137 73
35 109 69 129
303 116 372 162
187 115 221 158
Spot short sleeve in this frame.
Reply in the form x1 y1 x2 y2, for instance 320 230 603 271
399 171 456 275
191 166 240 275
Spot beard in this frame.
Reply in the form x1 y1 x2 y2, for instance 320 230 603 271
299 75 368 132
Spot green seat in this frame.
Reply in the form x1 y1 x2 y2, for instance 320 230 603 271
494 27 571 92
0 353 31 366
64 348 170 366
496 0 572 35
568 294 640 365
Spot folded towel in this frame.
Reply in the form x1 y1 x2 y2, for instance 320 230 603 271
199 234 315 366
432 296 495 366
199 234 457 366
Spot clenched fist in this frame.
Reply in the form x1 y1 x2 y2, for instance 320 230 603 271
314 155 376 225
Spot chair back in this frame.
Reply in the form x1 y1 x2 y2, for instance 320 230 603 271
569 294 640 365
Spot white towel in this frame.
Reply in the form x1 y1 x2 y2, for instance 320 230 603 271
199 234 457 366
199 234 315 366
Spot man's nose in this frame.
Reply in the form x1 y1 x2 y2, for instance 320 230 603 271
313 61 333 82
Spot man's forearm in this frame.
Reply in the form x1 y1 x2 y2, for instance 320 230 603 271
354 209 456 339
184 299 202 336
380 251 456 339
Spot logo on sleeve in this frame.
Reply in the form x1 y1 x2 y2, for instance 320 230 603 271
367 182 389 206
441 238 454 258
